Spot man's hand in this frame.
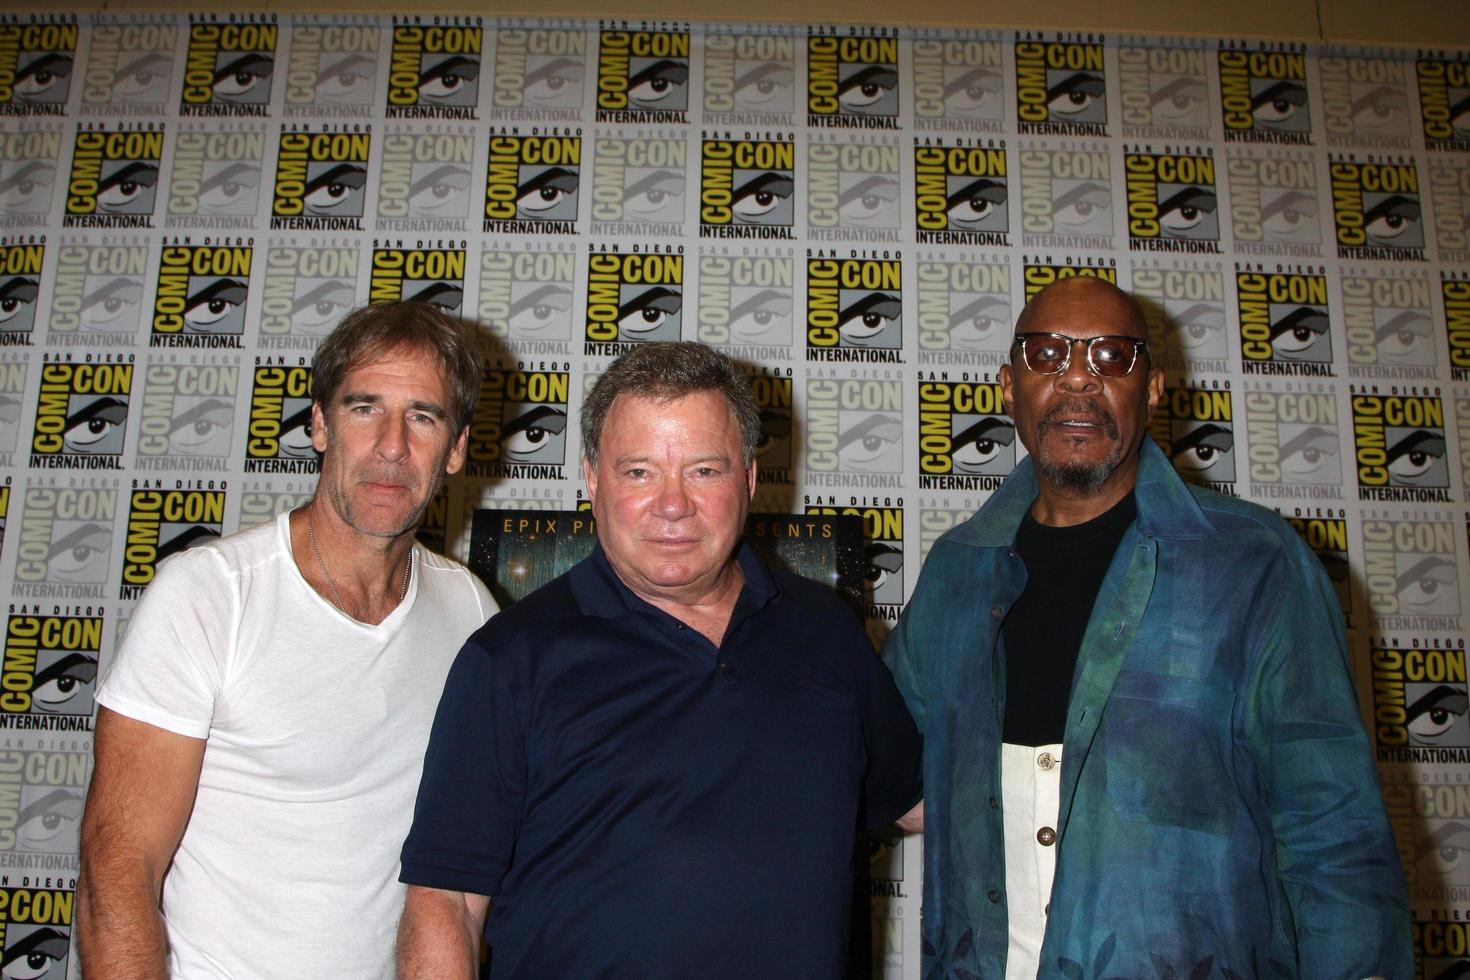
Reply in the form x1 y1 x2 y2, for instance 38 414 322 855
77 707 206 978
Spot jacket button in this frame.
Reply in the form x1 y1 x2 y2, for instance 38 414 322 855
988 796 999 809
987 888 1001 904
990 604 1003 620
1036 826 1056 846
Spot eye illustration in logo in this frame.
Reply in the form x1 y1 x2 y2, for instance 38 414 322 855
628 58 688 110
63 396 128 455
837 293 900 348
501 402 567 464
1249 80 1308 132
1171 420 1233 480
403 280 463 318
0 924 70 979
168 397 235 456
838 64 898 116
14 51 73 104
523 56 584 109
1419 820 1470 883
1051 180 1110 235
303 164 366 216
1349 83 1408 136
97 162 159 214
508 283 573 340
408 163 471 218
1164 299 1227 358
837 174 899 228
756 407 791 468
1268 306 1330 362
29 652 97 718
951 416 1014 475
1384 427 1446 486
616 286 681 341
0 160 56 214
1395 553 1459 616
314 52 377 105
1260 188 1318 243
289 279 354 336
0 276 38 332
838 413 901 472
418 55 479 106
729 288 792 346
1277 424 1340 484
732 172 793 226
1047 71 1104 122
945 177 1006 232
947 293 1009 351
213 52 273 104
197 161 261 216
864 540 903 604
1147 74 1209 128
1406 682 1469 745
278 399 315 458
623 168 684 223
1157 185 1218 240
1362 193 1423 249
732 60 793 112
1371 308 1433 366
942 65 1002 120
48 521 112 582
516 167 578 221
183 278 247 334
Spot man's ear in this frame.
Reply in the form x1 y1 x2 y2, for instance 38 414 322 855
998 362 1013 417
1145 367 1165 421
310 401 329 454
581 456 597 504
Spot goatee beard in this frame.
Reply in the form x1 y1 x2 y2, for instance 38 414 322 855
1034 399 1122 494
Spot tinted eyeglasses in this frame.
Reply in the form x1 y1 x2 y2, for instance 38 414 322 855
1013 332 1150 378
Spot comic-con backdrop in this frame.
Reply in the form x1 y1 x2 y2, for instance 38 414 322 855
0 9 1465 976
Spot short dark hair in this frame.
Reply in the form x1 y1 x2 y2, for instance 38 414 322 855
581 342 761 466
311 302 482 434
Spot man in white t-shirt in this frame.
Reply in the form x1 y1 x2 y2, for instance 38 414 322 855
77 301 497 979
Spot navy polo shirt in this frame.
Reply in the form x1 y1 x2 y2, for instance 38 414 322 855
401 542 922 979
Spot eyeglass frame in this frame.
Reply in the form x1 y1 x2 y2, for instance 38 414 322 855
1011 331 1151 378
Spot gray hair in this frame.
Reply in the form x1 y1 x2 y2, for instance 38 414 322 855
581 342 762 466
312 301 482 435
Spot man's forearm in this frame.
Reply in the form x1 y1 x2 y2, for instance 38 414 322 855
397 885 488 980
76 864 169 980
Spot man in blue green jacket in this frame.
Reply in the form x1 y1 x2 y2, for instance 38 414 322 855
885 277 1410 978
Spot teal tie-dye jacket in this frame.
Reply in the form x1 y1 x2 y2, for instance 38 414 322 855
884 439 1411 979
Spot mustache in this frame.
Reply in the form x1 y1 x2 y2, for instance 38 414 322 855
354 463 418 488
1036 398 1120 439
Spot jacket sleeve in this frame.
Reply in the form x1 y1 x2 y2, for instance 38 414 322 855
1243 543 1413 978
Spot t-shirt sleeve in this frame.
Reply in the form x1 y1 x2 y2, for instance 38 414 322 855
400 629 524 897
859 648 923 829
95 549 233 740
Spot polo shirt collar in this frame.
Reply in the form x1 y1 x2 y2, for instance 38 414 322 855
573 540 779 620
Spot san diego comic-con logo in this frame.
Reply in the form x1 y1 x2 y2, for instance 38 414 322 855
695 250 793 353
0 19 77 115
83 19 177 112
1351 390 1452 502
584 248 683 355
1020 259 1116 303
62 127 163 230
243 363 315 475
804 376 904 484
0 363 24 457
0 240 42 338
259 242 358 350
478 245 577 344
1372 645 1468 756
1340 269 1437 376
1014 35 1108 137
483 132 582 234
806 32 899 130
803 501 904 621
492 28 587 116
596 26 690 124
807 137 901 239
1147 385 1237 491
118 487 225 600
589 135 687 234
1117 43 1212 137
745 371 793 487
0 127 62 222
270 126 371 231
1427 158 1470 265
1218 42 1312 145
236 479 312 531
1 615 101 721
1417 52 1470 152
465 365 570 481
1242 387 1344 492
1226 149 1323 254
377 127 475 232
1131 260 1230 372
917 379 1013 491
135 361 239 470
915 256 1011 363
1282 511 1351 612
1015 142 1112 249
704 32 795 122
914 139 1008 246
179 19 277 117
912 32 1005 132
52 243 161 348
1361 516 1461 632
806 256 903 363
1319 53 1413 148
1459 399 1470 499
1328 155 1425 262
13 485 117 596
151 242 252 350
1123 147 1222 253
369 244 465 316
386 21 482 120
1417 920 1470 976
1406 778 1470 899
0 881 75 979
166 125 267 223
283 21 379 116
699 136 795 239
1446 274 1470 381
29 360 133 470
1236 268 1335 376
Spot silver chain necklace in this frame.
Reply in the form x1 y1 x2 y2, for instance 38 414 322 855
307 514 411 617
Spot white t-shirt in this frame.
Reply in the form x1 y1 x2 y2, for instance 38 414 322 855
97 511 497 980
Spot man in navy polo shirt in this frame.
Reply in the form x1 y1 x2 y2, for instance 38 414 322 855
396 341 922 978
